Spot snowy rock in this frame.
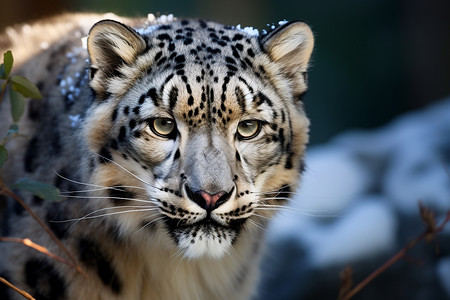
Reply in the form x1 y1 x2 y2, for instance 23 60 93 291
300 198 397 267
261 97 450 300
295 146 372 214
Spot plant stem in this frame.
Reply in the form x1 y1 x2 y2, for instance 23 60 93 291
0 180 87 279
340 211 450 300
0 237 76 268
0 277 35 300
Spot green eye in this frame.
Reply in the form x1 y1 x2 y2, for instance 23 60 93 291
237 120 261 140
150 118 177 138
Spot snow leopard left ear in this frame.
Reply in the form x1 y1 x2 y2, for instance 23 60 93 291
87 20 146 98
260 21 314 101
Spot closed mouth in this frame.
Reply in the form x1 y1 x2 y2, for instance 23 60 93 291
163 215 247 231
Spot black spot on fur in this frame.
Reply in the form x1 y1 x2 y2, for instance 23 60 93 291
109 186 135 206
175 54 185 63
256 92 273 107
169 87 179 109
111 139 119 150
156 33 172 41
232 34 244 41
25 258 66 300
27 98 42 120
53 167 78 194
276 185 291 200
174 149 180 160
236 151 241 162
78 238 122 294
111 107 118 121
147 88 159 106
129 119 136 129
46 204 70 239
98 146 112 164
284 154 293 169
118 126 126 142
138 94 146 104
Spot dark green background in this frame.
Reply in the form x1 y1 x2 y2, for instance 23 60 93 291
2 0 449 144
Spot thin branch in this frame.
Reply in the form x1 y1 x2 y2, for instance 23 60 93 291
0 277 35 300
339 211 450 300
0 182 87 279
0 237 75 268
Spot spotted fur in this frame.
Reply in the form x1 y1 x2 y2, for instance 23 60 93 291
0 13 313 300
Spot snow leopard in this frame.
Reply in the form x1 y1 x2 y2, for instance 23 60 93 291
0 12 313 300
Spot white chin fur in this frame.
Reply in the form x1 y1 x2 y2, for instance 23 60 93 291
178 234 233 259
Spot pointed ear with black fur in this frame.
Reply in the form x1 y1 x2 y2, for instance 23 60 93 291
87 20 146 98
260 21 314 101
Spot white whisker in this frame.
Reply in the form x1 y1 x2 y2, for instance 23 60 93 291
61 206 160 232
135 216 165 233
250 183 298 195
255 204 341 217
60 194 159 205
247 219 267 232
95 153 161 190
60 185 147 194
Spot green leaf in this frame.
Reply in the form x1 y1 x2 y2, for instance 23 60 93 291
3 51 13 78
12 178 61 202
9 87 26 123
0 145 7 168
11 75 42 99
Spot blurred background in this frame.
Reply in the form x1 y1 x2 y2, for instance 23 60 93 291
1 1 449 299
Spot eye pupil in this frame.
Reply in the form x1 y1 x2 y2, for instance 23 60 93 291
237 120 260 139
151 118 176 137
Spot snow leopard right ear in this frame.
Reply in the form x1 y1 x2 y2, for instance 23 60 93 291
87 20 146 98
260 21 314 102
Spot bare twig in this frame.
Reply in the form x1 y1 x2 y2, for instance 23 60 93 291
0 181 87 279
339 209 450 300
0 277 35 300
0 237 76 268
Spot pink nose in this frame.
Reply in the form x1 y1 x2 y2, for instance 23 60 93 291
199 191 225 210
185 185 233 211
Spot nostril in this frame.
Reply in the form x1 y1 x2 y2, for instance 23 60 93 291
185 186 234 211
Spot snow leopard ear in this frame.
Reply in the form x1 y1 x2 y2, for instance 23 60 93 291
87 20 146 97
260 21 314 101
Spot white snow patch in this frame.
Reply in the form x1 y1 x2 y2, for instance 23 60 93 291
68 115 81 128
158 14 174 23
301 199 397 267
235 24 259 37
136 26 159 36
437 257 450 296
294 146 371 214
